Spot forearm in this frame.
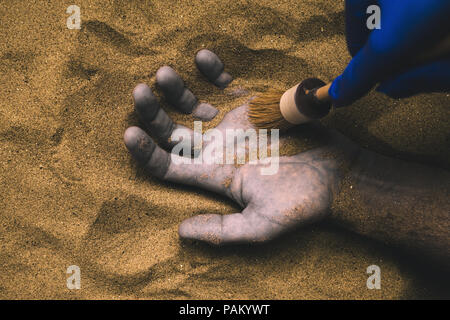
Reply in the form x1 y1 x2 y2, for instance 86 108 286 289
330 148 450 264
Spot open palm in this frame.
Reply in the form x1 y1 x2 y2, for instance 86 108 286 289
124 50 360 245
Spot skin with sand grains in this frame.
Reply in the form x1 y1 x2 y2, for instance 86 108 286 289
124 51 449 265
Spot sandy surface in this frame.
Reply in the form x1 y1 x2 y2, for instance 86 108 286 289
0 0 449 299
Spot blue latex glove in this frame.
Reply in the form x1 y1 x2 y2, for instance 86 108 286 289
329 0 450 107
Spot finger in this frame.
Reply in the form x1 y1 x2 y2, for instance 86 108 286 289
133 83 193 150
192 103 219 121
124 126 170 179
156 66 198 114
124 126 235 195
195 49 232 88
178 207 284 245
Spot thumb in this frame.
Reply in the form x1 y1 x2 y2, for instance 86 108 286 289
178 208 283 245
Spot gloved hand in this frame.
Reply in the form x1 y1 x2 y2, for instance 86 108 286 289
329 0 450 107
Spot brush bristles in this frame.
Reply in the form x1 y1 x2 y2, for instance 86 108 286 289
248 88 292 130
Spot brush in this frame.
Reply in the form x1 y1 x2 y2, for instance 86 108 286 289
248 78 332 130
249 34 450 130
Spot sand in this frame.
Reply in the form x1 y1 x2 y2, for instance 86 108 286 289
0 0 449 299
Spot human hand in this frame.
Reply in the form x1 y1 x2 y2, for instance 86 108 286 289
124 51 360 245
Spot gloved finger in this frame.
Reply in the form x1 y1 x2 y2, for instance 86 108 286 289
178 207 284 245
376 59 450 98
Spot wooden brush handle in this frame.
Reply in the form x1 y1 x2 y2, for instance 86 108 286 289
315 83 332 101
